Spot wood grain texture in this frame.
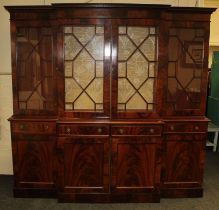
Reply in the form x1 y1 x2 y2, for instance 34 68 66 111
111 137 160 194
11 121 56 134
164 122 208 133
64 142 104 188
162 134 206 191
58 124 109 136
111 125 162 136
166 141 202 183
15 137 55 189
59 137 109 193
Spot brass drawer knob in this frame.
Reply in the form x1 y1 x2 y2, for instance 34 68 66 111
119 128 124 134
150 128 154 133
44 125 49 130
97 128 102 133
19 124 25 130
195 126 199 130
170 126 175 131
66 127 71 134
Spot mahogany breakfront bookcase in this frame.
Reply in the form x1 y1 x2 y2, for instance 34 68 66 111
5 4 216 203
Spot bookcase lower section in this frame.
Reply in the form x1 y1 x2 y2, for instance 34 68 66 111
10 118 207 203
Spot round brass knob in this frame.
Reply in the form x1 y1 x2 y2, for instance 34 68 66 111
19 124 24 130
150 128 154 133
119 128 124 134
44 125 49 130
195 125 199 130
98 128 102 133
66 127 71 134
170 126 174 131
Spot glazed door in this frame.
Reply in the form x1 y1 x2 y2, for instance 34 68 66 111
58 19 111 118
111 19 163 119
14 25 56 115
165 26 209 116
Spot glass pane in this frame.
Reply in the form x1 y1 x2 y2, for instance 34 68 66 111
96 61 104 77
86 78 103 103
65 79 82 103
140 36 156 61
96 26 104 34
16 27 54 111
139 78 154 104
119 26 126 34
117 26 157 111
73 26 95 45
126 93 147 110
118 62 126 77
64 26 104 111
64 35 82 60
127 51 148 89
127 27 149 46
118 36 135 61
74 93 94 110
73 50 95 88
118 78 135 104
167 28 204 110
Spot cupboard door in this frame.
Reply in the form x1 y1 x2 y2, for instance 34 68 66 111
58 137 109 193
15 27 56 115
111 137 161 193
14 136 55 189
163 134 205 188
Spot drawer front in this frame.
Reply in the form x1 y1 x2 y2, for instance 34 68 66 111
111 125 162 136
11 122 56 134
58 124 109 136
164 122 207 133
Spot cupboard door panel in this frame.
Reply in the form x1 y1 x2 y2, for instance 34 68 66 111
61 137 109 193
16 137 55 189
164 135 205 188
111 137 160 193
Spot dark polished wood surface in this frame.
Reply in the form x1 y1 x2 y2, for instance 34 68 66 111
5 3 215 203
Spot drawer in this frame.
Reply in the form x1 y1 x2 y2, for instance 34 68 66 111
111 125 162 136
11 121 56 134
58 124 109 135
164 122 207 133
